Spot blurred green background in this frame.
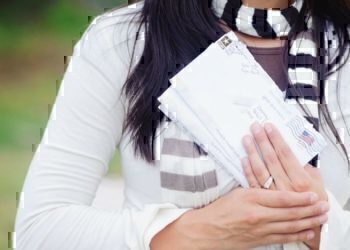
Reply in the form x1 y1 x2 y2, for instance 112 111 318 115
0 0 128 248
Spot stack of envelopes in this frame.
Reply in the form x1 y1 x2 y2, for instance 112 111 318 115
158 31 327 188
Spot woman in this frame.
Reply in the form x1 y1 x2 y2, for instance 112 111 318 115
15 0 350 249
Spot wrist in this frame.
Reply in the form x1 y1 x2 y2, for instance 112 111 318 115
151 207 218 250
150 209 206 250
178 205 231 250
173 208 214 250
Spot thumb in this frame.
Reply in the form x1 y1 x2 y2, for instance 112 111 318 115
304 165 322 180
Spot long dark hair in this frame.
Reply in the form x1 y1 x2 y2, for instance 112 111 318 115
121 0 350 165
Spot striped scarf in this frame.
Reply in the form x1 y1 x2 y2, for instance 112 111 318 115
157 0 329 210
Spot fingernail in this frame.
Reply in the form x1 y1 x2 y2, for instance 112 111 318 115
264 123 273 134
242 136 253 147
251 122 262 134
306 231 315 240
319 214 328 224
321 203 330 213
309 193 319 203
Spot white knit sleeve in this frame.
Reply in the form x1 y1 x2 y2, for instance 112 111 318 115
319 189 350 249
14 11 190 250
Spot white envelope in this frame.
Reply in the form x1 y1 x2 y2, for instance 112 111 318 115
158 31 327 188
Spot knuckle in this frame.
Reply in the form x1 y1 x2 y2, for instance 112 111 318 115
265 153 278 165
311 217 322 227
288 208 300 219
313 204 323 215
245 214 257 225
297 231 309 241
246 190 258 201
280 234 297 244
254 133 264 142
287 222 298 232
245 143 255 153
252 227 265 237
268 130 277 140
253 165 264 178
269 234 296 245
244 167 252 177
276 145 292 159
308 206 322 216
245 212 263 225
276 192 290 206
292 180 310 191
250 181 260 189
276 183 289 191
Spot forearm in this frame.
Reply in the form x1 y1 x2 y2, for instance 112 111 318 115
150 219 189 250
151 206 230 250
150 211 193 250
150 209 211 250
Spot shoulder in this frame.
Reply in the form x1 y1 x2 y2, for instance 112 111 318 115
67 1 145 95
63 2 145 111
86 2 144 44
74 1 145 66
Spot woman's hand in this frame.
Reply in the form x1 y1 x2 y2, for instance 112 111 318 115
151 188 327 250
241 122 329 249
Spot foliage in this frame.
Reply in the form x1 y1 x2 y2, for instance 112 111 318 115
0 0 127 53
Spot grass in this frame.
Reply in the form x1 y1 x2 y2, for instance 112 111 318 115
0 1 127 248
0 0 127 54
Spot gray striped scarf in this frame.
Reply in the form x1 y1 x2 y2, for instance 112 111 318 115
157 0 335 209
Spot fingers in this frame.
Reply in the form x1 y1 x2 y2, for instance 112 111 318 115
265 213 328 234
242 158 277 190
264 122 310 187
242 157 261 189
304 165 322 180
304 166 328 201
254 189 319 208
242 135 271 187
263 200 329 222
261 230 316 246
250 122 292 190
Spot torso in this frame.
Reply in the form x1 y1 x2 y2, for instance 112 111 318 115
220 19 290 91
114 5 350 211
248 45 289 91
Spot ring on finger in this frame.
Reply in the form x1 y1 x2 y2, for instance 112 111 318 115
263 176 274 189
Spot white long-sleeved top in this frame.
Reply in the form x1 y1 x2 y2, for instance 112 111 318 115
14 2 350 250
